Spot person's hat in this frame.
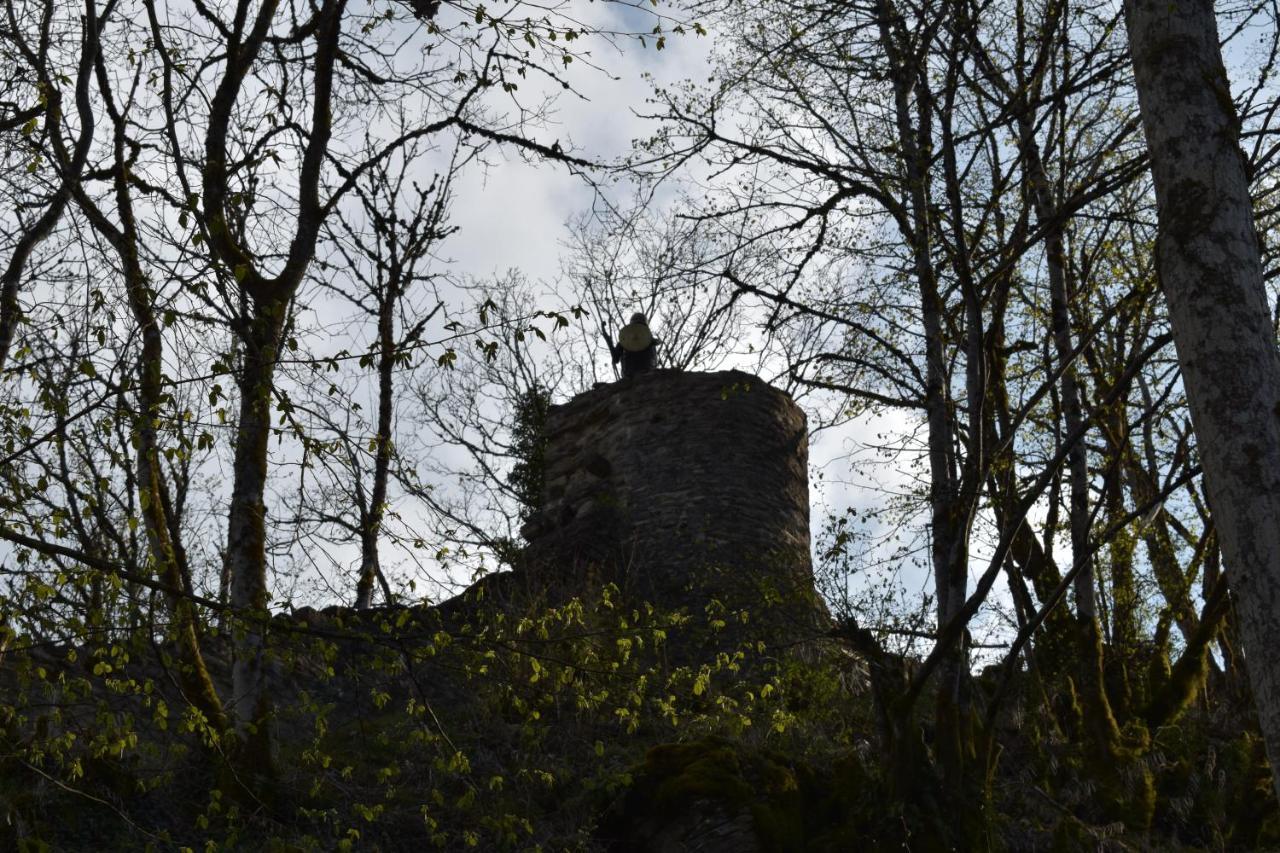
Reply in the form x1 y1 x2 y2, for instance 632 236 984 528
630 312 647 324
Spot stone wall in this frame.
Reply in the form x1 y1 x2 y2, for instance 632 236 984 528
519 370 815 619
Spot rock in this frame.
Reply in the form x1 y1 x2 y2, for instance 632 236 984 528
598 737 814 852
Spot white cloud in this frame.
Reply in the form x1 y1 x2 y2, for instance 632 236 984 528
442 6 715 284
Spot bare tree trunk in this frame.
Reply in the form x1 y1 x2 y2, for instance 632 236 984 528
224 306 286 773
354 287 397 609
203 0 343 776
875 2 972 781
1125 0 1280 794
0 0 101 371
1020 122 1135 805
1021 124 1096 624
1125 450 1199 644
63 2 227 734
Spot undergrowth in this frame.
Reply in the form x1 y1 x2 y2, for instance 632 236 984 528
0 580 1275 851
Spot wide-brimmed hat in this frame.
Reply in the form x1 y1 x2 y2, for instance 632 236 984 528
619 321 653 352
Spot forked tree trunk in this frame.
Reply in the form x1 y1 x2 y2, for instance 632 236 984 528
1125 0 1280 794
203 0 343 776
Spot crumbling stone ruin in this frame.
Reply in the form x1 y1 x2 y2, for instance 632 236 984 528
519 369 821 631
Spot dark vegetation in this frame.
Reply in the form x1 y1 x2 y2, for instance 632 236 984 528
1 575 1276 850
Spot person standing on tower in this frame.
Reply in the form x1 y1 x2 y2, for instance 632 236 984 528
611 312 659 378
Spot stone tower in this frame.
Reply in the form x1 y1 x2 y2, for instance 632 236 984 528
519 370 817 623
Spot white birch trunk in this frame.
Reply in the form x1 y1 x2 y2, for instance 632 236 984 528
1125 0 1280 794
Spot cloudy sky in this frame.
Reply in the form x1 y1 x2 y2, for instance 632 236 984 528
442 7 713 284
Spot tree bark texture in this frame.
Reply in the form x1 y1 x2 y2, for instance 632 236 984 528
1125 0 1280 794
225 307 286 764
206 0 343 768
354 285 397 610
65 22 228 734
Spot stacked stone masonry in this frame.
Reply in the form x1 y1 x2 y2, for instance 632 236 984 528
520 370 814 615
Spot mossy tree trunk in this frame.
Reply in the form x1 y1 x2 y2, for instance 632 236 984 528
224 307 288 774
201 0 345 777
1144 573 1230 730
1009 26 1140 805
1125 0 1280 796
68 4 228 735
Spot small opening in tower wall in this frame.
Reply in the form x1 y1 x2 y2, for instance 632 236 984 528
584 453 612 479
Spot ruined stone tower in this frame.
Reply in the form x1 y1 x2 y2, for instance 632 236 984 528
519 370 817 622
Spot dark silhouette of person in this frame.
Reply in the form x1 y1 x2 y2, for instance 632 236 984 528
612 312 659 378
